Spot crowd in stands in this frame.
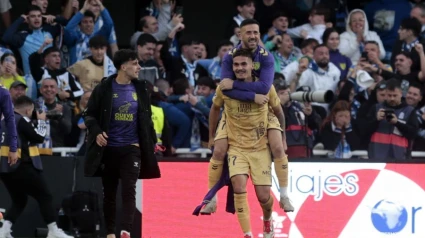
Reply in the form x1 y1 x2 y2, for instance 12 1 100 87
1 0 425 159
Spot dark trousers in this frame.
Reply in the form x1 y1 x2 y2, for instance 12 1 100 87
101 145 141 234
0 162 56 224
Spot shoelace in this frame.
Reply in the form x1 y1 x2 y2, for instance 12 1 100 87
154 144 166 152
263 220 272 232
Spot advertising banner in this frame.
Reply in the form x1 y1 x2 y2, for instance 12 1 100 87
142 162 425 238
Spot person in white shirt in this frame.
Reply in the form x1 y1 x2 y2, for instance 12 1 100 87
339 9 386 65
286 4 329 44
299 44 341 116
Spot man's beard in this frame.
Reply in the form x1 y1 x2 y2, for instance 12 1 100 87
317 60 329 68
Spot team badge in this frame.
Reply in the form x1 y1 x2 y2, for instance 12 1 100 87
132 92 138 101
113 93 118 98
253 62 261 70
340 63 346 70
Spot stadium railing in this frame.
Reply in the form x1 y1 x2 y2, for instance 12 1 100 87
53 147 425 159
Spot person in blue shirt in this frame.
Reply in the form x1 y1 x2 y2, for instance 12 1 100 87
197 40 234 80
64 0 113 65
2 5 61 75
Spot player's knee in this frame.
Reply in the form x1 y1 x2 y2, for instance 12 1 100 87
213 145 227 161
231 177 247 193
256 189 271 203
271 143 285 158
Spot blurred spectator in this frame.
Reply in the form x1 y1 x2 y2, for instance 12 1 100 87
2 6 61 75
155 78 191 150
265 33 300 74
391 17 425 72
365 78 418 160
198 42 208 59
261 11 289 42
334 81 361 119
364 0 412 60
227 0 255 45
37 78 72 148
339 9 385 65
195 76 216 107
68 36 116 91
283 38 318 87
29 46 84 102
0 0 11 28
196 40 233 80
130 13 183 49
64 90 91 154
317 100 361 159
410 3 425 38
286 4 329 44
275 81 321 158
254 0 285 35
298 44 340 116
323 28 352 79
8 81 27 105
0 53 26 90
288 56 311 92
87 0 118 56
61 0 80 20
136 33 160 84
64 0 113 65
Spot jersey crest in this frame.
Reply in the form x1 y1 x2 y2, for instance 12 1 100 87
259 48 268 56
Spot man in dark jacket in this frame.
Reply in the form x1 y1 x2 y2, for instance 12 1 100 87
83 49 160 238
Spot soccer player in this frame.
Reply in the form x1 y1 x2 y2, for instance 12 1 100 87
202 19 294 214
83 49 160 238
211 48 282 238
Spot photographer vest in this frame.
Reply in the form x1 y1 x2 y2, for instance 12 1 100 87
0 113 43 173
285 103 314 158
151 105 164 144
368 103 414 160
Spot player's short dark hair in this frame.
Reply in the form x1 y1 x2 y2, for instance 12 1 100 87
43 46 60 58
137 33 157 47
385 78 402 91
89 35 108 49
173 78 190 95
82 10 96 22
313 44 328 52
232 48 253 60
240 19 260 29
27 5 42 14
113 49 138 70
400 17 422 37
14 95 35 109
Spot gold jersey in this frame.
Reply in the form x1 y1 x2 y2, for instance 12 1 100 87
213 85 280 151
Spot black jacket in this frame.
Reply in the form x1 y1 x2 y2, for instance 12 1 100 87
82 74 160 179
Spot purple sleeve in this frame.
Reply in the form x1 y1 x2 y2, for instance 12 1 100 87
1 88 17 152
232 53 274 94
220 53 235 80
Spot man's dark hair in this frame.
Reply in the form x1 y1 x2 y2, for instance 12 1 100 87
14 95 34 109
172 78 190 95
139 16 149 31
240 19 260 29
137 33 157 47
197 76 216 90
82 10 96 22
311 3 330 21
409 82 424 95
386 78 402 91
179 35 199 48
27 5 42 14
237 0 254 7
217 40 233 50
89 35 108 49
113 49 138 70
300 38 319 49
396 51 413 59
365 40 379 48
313 44 328 52
232 48 253 59
400 17 422 37
43 46 60 58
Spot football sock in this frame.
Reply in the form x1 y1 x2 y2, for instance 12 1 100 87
208 158 224 189
274 156 289 197
260 195 274 221
234 193 251 233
